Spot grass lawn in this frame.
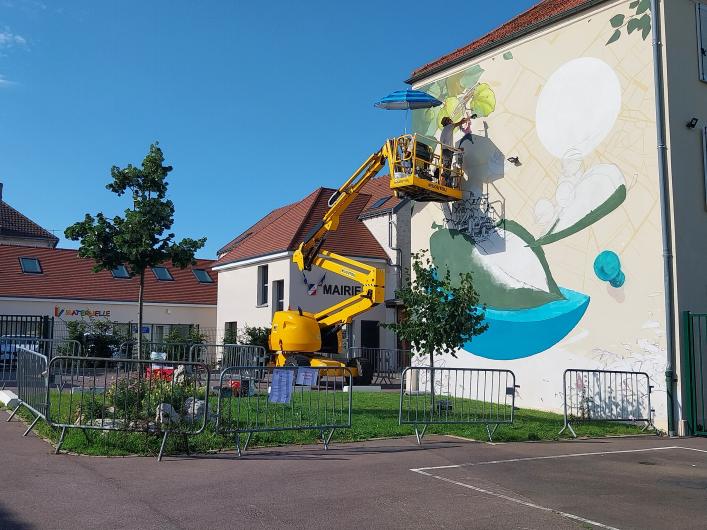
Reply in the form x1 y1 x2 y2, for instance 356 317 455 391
6 391 657 457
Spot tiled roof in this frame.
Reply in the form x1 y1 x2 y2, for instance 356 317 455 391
408 0 601 82
214 180 391 268
0 246 217 305
359 175 403 217
0 200 59 246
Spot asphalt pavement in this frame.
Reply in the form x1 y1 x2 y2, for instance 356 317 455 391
1 415 706 529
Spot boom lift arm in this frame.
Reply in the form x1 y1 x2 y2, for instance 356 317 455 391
293 141 394 328
270 134 462 359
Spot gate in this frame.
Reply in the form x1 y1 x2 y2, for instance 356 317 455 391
0 315 53 339
683 311 707 436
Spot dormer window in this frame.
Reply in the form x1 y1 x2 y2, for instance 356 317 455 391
111 265 130 279
19 257 42 274
370 196 391 209
152 266 174 281
192 268 213 283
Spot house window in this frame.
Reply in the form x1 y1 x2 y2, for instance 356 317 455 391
19 257 42 274
699 3 707 82
111 265 130 279
225 321 238 344
192 268 213 283
257 265 268 306
273 279 285 313
370 196 391 209
152 266 174 281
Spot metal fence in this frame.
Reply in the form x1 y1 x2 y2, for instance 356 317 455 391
0 314 53 339
216 365 352 456
1 338 82 389
399 367 517 443
347 347 410 384
189 343 268 371
559 369 654 438
118 341 191 362
6 347 49 436
45 355 210 460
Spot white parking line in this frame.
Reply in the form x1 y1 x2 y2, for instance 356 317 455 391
413 468 621 530
411 445 685 472
410 446 707 529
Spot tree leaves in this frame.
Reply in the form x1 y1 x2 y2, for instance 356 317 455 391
65 143 206 277
381 251 488 358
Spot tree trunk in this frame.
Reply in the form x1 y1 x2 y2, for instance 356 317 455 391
429 350 436 414
137 270 145 358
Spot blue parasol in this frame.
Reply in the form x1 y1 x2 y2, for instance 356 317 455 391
374 89 443 110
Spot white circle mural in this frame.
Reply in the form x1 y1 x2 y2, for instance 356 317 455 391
536 57 622 159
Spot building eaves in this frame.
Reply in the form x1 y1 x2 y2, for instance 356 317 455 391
0 200 59 245
406 0 608 85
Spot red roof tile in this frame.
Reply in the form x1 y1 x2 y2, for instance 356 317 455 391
215 181 390 268
0 200 59 246
0 246 217 305
409 0 600 82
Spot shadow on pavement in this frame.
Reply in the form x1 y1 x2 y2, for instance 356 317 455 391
0 503 32 530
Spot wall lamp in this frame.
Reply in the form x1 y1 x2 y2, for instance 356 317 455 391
507 156 522 166
686 117 699 129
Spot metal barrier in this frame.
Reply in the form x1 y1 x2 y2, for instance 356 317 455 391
216 365 352 456
6 347 49 436
1 338 81 389
399 367 517 443
46 355 210 461
188 343 268 369
347 347 410 384
559 369 654 437
118 341 190 361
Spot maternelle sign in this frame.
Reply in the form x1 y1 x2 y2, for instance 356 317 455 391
54 305 111 318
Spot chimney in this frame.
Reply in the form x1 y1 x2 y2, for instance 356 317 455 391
0 182 3 202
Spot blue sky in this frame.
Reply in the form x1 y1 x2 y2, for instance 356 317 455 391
0 0 536 258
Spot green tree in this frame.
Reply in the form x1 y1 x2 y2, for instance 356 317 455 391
65 143 206 355
238 325 272 351
382 251 487 406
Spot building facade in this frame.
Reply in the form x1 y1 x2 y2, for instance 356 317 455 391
0 245 217 342
215 176 409 351
406 0 707 432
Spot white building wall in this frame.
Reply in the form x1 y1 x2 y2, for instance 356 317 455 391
0 237 56 248
216 254 292 340
408 0 671 428
0 297 216 330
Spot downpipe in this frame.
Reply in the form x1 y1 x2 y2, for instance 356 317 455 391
650 0 678 436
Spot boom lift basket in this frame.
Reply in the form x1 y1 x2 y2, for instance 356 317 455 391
388 134 463 202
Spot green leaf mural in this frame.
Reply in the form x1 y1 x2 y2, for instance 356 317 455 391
606 2 652 45
636 0 650 15
411 63 490 137
470 83 497 117
429 221 565 310
610 14 625 27
534 184 627 247
607 29 621 45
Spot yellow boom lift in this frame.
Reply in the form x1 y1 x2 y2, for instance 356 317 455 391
269 134 462 384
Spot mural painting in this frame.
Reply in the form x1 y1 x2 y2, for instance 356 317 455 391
410 3 661 371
